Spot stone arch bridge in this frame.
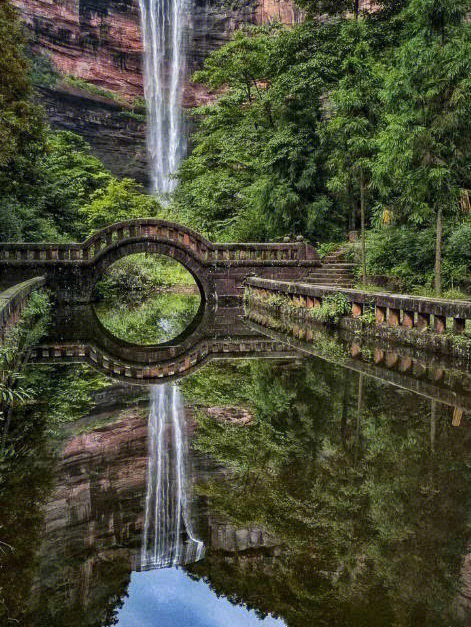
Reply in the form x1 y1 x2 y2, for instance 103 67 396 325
0 219 320 304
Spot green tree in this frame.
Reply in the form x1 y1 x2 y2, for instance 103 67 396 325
40 131 113 239
325 22 381 282
374 0 470 294
81 178 161 232
0 1 45 169
0 0 46 241
175 23 348 242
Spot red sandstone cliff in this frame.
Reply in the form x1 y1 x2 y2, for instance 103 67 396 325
12 0 143 99
13 0 303 106
11 0 303 182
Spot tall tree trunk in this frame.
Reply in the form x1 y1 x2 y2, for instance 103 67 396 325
340 368 350 446
430 400 437 453
355 373 364 463
434 206 443 296
354 0 359 21
360 170 367 284
349 187 356 232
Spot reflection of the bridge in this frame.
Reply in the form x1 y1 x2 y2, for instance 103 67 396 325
28 303 297 385
28 301 471 410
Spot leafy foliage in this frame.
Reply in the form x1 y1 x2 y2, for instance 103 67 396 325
82 178 161 233
174 23 349 242
373 0 470 292
188 359 470 627
312 292 351 323
0 290 51 420
174 4 470 291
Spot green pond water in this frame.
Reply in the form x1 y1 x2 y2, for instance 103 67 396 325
0 292 470 627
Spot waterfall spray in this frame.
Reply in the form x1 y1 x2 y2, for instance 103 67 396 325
138 0 190 194
141 385 204 569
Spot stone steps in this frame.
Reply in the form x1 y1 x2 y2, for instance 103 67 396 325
305 278 355 288
304 256 356 288
324 252 349 263
322 262 355 270
311 267 353 275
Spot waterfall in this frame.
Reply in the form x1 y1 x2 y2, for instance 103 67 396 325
138 0 190 194
141 384 204 570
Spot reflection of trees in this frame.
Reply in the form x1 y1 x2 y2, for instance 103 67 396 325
95 292 200 344
189 359 471 627
0 367 133 627
0 402 54 624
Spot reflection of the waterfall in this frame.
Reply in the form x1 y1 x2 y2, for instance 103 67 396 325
141 384 204 570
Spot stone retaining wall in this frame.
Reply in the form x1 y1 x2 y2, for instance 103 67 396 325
0 277 46 342
245 277 471 360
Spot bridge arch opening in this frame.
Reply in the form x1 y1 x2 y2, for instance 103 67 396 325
92 252 204 346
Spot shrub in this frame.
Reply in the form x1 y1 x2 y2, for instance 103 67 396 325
312 293 350 324
94 257 163 303
317 242 343 259
366 224 471 291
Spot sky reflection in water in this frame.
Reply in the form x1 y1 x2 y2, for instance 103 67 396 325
116 568 285 627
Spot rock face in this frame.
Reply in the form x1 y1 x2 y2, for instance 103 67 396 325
31 400 277 624
38 84 149 184
13 0 302 182
13 0 143 99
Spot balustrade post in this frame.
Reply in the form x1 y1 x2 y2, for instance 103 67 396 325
453 318 466 334
398 356 413 372
413 361 427 378
351 343 361 358
374 348 384 364
452 407 463 427
416 312 430 331
385 352 399 368
388 308 400 327
375 305 386 324
313 297 322 308
402 310 415 328
352 302 363 318
434 315 446 333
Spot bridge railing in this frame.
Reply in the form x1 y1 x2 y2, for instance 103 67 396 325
0 219 319 264
80 219 214 261
211 242 318 262
0 244 83 262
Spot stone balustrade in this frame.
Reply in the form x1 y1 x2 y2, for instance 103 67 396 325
0 277 46 341
0 220 320 304
245 317 471 412
0 219 317 265
245 277 471 335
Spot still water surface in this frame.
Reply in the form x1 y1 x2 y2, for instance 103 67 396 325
0 301 469 627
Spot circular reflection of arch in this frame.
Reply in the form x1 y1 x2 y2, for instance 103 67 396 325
90 298 209 362
92 251 204 347
31 302 294 386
